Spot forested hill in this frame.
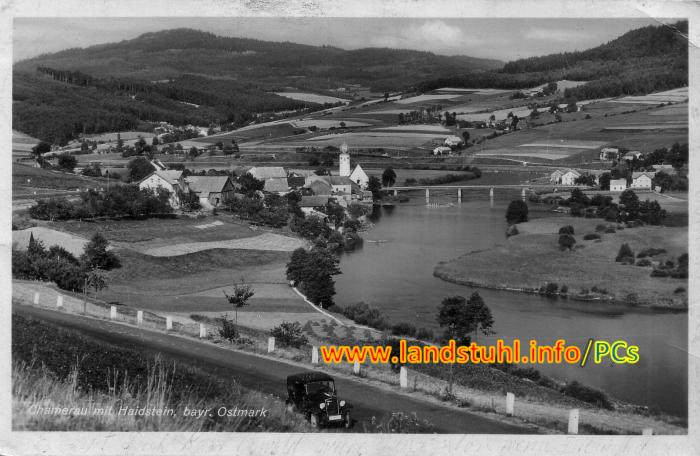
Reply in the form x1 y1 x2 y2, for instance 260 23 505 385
14 28 502 90
13 28 501 144
418 20 688 99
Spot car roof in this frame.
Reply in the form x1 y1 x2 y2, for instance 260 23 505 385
286 372 335 384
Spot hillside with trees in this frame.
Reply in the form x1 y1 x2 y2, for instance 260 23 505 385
418 21 687 99
13 28 501 144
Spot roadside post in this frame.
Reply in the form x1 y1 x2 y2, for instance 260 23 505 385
642 428 653 435
267 337 275 353
56 295 63 309
136 310 143 325
506 392 515 416
33 292 40 305
399 366 408 388
199 323 207 338
311 346 319 364
110 306 117 320
166 316 173 330
353 360 361 376
568 409 579 434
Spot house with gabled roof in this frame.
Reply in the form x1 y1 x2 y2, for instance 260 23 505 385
248 166 287 180
630 172 656 190
185 175 236 208
138 169 184 209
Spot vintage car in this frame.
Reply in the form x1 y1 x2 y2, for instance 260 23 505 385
285 372 352 428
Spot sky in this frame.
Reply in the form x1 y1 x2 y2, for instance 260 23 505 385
13 17 670 63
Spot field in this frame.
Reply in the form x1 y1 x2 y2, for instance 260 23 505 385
13 227 90 256
611 87 688 104
435 216 688 308
274 92 350 104
13 163 111 192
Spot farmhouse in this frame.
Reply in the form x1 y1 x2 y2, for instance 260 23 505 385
622 151 643 161
299 196 330 216
248 166 287 180
652 164 674 173
304 143 369 202
630 172 656 190
185 176 236 208
610 179 627 192
138 169 184 209
307 179 333 196
550 169 581 185
263 178 290 195
599 147 619 161
433 146 452 156
444 135 464 147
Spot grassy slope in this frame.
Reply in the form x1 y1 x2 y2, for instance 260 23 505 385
435 216 687 308
12 313 312 431
13 162 111 191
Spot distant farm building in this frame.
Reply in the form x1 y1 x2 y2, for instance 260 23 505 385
185 176 236 208
248 166 287 180
550 169 581 185
138 169 184 209
599 147 619 161
444 135 464 147
610 179 627 192
299 196 330 216
622 151 643 161
433 146 452 156
263 177 290 195
630 172 656 190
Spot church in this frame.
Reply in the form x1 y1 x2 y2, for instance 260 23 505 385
304 143 370 203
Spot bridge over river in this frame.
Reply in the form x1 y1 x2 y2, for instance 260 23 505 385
386 184 592 204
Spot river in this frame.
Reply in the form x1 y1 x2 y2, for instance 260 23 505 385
334 184 687 418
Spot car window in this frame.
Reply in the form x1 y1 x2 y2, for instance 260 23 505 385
305 381 335 395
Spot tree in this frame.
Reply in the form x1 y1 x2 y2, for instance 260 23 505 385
57 154 77 172
599 172 611 191
325 200 346 229
505 200 528 224
84 267 107 300
238 172 264 195
619 189 640 219
80 232 120 270
295 247 341 308
116 133 124 153
462 131 470 143
382 168 397 187
286 248 310 285
615 243 634 262
127 157 155 182
31 141 51 159
223 279 255 324
188 146 199 159
152 136 160 146
573 174 596 186
558 234 576 251
27 232 46 258
367 176 382 199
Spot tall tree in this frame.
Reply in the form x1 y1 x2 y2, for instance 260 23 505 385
381 168 397 187
223 279 255 324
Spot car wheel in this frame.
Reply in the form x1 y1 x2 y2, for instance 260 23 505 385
343 411 352 429
309 413 320 428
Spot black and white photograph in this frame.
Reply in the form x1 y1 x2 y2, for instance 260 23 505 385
1 1 698 455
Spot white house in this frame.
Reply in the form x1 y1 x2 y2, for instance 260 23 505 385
433 146 452 156
138 170 184 209
622 151 643 161
560 169 581 186
444 135 464 147
630 172 656 190
349 163 369 189
549 169 564 184
610 179 627 192
185 176 236 208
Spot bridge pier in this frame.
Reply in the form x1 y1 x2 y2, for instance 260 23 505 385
521 188 527 201
425 188 430 204
457 188 462 203
490 187 494 206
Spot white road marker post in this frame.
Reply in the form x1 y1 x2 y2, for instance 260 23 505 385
267 337 275 353
399 366 408 388
311 346 319 364
136 311 143 325
110 306 117 320
166 316 173 330
568 409 579 435
33 292 40 305
56 295 63 309
353 360 361 376
506 392 515 416
199 323 207 338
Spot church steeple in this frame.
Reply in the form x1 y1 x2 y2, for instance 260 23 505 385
339 142 351 177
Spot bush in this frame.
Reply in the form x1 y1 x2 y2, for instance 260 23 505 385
270 321 308 348
558 234 576 251
615 244 634 262
651 269 670 277
674 287 686 294
543 283 558 296
636 259 652 267
415 328 434 341
560 285 569 294
637 248 667 258
391 322 417 337
583 233 600 240
595 224 607 232
561 380 613 409
505 200 528 224
604 226 616 234
558 225 575 235
341 302 389 330
218 316 239 342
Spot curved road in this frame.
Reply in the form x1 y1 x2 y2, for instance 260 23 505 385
14 304 530 434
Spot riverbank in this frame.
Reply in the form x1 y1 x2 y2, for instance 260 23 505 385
434 216 688 310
